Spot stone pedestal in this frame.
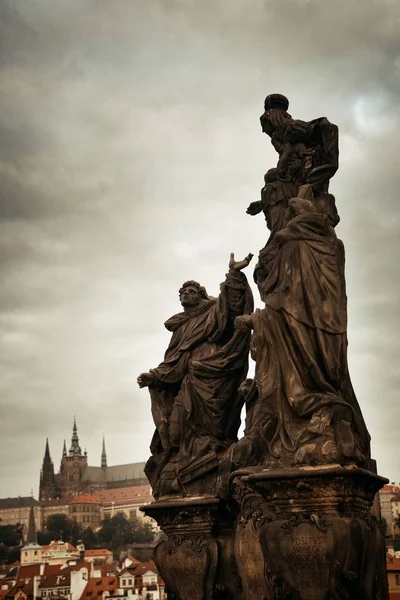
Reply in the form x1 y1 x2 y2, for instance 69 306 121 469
231 465 389 600
141 496 241 600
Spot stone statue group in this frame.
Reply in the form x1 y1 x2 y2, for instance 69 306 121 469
137 94 370 500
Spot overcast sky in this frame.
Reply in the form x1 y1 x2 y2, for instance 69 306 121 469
1 0 399 498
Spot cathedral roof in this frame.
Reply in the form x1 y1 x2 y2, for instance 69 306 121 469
83 462 146 483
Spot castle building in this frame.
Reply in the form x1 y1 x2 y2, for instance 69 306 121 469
0 496 42 535
39 419 147 501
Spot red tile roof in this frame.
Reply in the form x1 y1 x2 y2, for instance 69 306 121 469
15 565 41 580
39 573 70 589
0 584 13 599
128 561 158 576
67 562 91 572
79 576 118 600
84 549 112 557
97 485 152 504
39 562 90 586
98 563 118 576
42 541 77 552
381 485 400 494
6 580 34 600
387 556 400 571
69 495 100 505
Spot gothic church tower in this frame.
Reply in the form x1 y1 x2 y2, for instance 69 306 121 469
59 418 88 497
101 435 107 470
39 439 57 500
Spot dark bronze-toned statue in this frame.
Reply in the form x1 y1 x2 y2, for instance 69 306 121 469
247 93 339 235
248 94 340 295
138 253 254 498
141 96 388 600
232 191 370 470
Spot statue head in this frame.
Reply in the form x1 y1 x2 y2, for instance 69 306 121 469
264 93 289 112
260 94 292 137
179 280 208 309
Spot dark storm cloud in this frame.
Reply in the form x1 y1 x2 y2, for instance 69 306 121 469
0 0 399 496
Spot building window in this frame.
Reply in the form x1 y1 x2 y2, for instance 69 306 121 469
128 579 132 586
396 574 400 585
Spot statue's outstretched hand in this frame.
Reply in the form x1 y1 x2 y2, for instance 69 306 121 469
137 372 156 388
229 252 254 272
246 201 262 216
234 315 254 332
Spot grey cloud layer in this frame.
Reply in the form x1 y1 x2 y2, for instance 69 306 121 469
0 0 399 495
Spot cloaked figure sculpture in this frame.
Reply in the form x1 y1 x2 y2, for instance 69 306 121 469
231 192 370 471
140 96 386 600
138 253 254 498
247 93 340 293
247 93 339 234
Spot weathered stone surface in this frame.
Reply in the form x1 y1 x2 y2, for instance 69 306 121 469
230 476 274 599
233 465 389 600
141 496 240 600
138 95 389 599
219 96 371 487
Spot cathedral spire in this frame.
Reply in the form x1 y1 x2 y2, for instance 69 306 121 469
101 435 107 469
69 416 82 457
39 438 56 500
44 438 51 462
62 439 67 458
26 505 37 544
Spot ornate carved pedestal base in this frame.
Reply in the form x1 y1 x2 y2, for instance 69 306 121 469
232 465 388 600
141 496 240 600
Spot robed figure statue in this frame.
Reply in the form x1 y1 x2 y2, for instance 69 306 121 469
138 253 254 498
230 194 370 472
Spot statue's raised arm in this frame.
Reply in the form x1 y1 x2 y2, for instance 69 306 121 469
137 253 254 499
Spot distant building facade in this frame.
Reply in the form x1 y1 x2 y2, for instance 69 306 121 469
379 484 400 536
0 497 42 537
387 554 400 599
39 420 147 501
97 486 152 522
69 495 102 529
41 498 70 523
97 485 158 531
41 541 80 566
391 496 400 537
